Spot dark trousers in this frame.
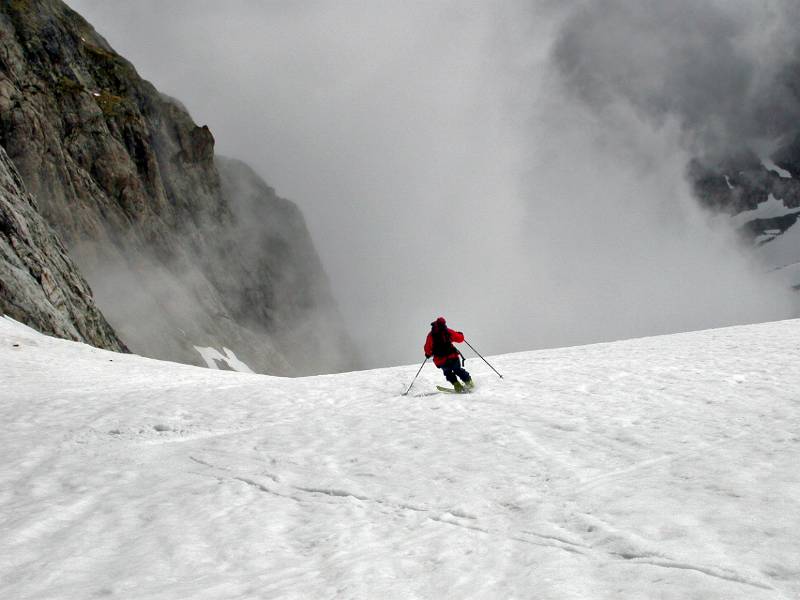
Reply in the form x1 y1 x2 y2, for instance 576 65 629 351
440 357 471 385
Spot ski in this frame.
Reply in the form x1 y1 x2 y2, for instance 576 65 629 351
436 385 470 394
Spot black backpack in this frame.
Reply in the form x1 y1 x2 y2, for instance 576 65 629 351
431 321 456 357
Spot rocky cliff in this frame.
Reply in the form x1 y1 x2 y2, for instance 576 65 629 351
689 136 800 289
0 143 125 350
690 146 800 229
684 39 800 289
0 0 358 374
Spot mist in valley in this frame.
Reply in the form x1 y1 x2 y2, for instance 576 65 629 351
67 0 800 369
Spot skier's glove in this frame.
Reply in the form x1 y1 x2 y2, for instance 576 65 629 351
425 354 431 359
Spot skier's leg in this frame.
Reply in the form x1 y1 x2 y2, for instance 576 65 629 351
441 362 458 385
444 359 466 391
461 373 473 388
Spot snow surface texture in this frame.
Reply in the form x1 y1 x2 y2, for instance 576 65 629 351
2 315 799 599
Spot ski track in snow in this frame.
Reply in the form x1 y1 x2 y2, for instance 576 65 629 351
1 317 800 599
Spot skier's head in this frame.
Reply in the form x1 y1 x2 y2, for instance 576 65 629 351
431 316 446 328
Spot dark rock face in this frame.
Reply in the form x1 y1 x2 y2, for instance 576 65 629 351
0 0 358 374
688 137 800 253
0 144 125 350
689 151 800 218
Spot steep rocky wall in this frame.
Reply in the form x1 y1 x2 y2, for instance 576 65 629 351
0 144 125 350
0 0 358 374
689 151 800 217
217 157 358 374
688 134 800 290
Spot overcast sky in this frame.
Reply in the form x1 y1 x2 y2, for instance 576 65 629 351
67 0 799 369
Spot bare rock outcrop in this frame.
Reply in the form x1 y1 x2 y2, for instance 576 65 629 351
0 0 358 374
0 144 125 350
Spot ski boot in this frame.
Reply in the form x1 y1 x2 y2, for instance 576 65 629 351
464 379 474 390
453 381 465 393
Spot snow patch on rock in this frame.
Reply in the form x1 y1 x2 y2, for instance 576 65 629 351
193 345 254 373
731 194 800 228
761 157 792 179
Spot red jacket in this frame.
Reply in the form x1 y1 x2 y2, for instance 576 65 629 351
424 328 465 367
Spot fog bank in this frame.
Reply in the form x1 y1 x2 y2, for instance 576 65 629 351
67 1 798 369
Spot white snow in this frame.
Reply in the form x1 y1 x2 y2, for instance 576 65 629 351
2 316 800 599
761 158 792 179
765 260 800 290
755 234 778 245
725 175 734 190
730 194 800 228
731 195 800 286
193 345 254 373
755 211 800 288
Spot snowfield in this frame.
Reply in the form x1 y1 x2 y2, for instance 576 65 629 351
2 317 800 599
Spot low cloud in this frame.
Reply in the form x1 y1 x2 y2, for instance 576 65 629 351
67 1 798 369
551 0 800 160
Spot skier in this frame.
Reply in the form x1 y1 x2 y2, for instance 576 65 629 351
424 317 473 392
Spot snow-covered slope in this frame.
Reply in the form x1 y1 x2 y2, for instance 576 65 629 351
2 316 799 599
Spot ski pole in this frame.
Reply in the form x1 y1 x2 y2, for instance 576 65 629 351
464 340 503 378
402 357 429 395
